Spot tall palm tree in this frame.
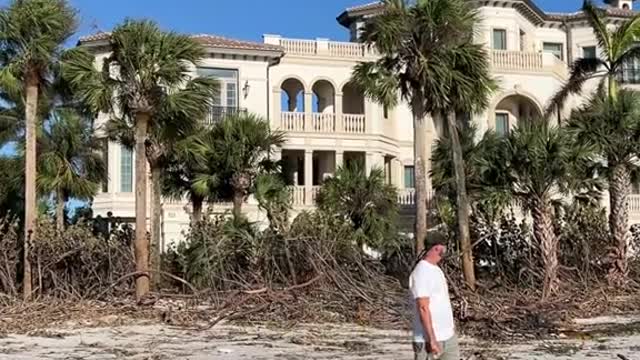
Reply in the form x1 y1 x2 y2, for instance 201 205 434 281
0 0 77 300
38 108 105 230
315 163 398 250
505 121 596 299
546 0 640 112
350 0 493 289
104 79 216 276
567 89 640 283
64 20 210 299
205 113 284 219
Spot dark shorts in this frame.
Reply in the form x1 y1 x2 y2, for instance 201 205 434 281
413 335 460 360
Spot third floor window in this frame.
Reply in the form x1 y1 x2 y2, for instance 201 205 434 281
543 42 564 61
492 29 507 50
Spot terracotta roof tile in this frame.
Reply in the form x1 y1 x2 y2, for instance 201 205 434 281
345 1 382 13
78 32 283 53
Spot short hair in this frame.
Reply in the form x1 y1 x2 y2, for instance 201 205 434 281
424 231 448 252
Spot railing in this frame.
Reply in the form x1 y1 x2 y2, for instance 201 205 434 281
617 68 640 84
281 112 305 131
204 106 247 125
397 188 416 206
629 195 640 213
280 38 317 55
312 113 335 132
329 42 367 57
342 114 366 133
491 50 543 71
397 188 437 207
311 186 322 203
277 38 376 58
289 186 306 206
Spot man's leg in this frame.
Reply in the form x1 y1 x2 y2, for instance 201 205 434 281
439 335 461 360
413 342 428 360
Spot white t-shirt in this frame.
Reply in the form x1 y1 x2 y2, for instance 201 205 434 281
410 260 455 342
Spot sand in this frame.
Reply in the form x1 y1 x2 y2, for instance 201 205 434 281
1 316 639 359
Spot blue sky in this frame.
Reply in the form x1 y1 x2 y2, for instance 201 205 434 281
55 0 606 44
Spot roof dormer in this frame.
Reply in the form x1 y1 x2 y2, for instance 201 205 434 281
604 0 634 10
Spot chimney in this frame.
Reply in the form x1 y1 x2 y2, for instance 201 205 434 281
604 0 634 10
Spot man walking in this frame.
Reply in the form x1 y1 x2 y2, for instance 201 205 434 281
410 235 460 360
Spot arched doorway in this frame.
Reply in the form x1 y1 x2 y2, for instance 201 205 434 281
492 94 542 135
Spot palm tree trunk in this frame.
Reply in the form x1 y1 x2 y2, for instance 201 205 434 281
134 113 150 300
23 69 39 301
608 74 619 104
608 164 630 284
232 189 244 219
446 112 476 291
150 166 162 288
192 195 203 224
532 198 558 300
412 103 429 254
56 189 66 231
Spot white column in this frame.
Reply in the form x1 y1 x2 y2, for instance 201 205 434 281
316 38 329 56
336 150 344 170
335 92 343 133
392 158 403 188
272 87 282 129
304 92 313 132
304 150 313 205
366 152 384 175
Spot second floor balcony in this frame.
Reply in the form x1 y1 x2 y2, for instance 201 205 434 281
204 106 248 125
278 78 368 135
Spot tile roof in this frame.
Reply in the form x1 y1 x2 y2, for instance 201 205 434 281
78 32 283 53
344 1 382 13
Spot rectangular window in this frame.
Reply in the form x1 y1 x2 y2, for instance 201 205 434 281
197 67 239 123
120 146 133 193
495 113 510 136
492 29 507 50
543 42 564 61
583 46 596 59
404 166 415 188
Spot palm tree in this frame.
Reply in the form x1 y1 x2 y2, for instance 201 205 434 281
315 163 398 250
505 121 596 299
546 0 640 112
431 124 510 220
205 113 284 219
64 20 210 299
350 0 494 289
254 173 291 234
104 79 216 277
567 89 640 283
0 0 77 299
38 108 105 230
163 131 218 224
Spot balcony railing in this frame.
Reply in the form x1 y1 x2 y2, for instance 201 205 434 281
617 68 640 84
280 112 366 134
490 50 567 78
204 106 247 125
276 37 377 59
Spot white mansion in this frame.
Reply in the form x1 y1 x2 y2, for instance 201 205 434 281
83 0 640 247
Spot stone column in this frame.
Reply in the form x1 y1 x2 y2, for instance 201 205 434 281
304 92 313 132
366 152 384 175
336 150 344 170
335 92 343 133
272 87 282 129
304 150 313 205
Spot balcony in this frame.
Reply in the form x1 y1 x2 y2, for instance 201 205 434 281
280 112 366 134
265 35 377 59
490 50 567 78
617 68 640 84
204 106 248 125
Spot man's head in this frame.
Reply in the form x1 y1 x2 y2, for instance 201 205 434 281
423 232 448 264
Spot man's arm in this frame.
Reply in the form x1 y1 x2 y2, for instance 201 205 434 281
416 297 441 355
